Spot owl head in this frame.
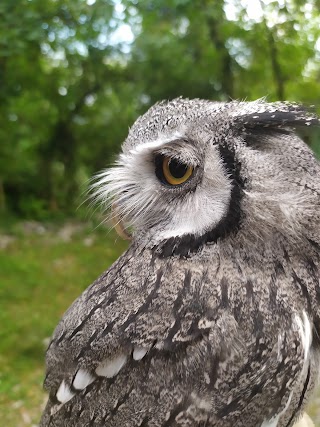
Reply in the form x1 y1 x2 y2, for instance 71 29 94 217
91 98 320 257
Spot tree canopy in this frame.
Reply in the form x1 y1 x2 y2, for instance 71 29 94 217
1 0 320 218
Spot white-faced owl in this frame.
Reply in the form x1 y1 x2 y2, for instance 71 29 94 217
40 98 320 427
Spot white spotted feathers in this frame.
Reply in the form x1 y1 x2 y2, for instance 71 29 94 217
54 347 149 408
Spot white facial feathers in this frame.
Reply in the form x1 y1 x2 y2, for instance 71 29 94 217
90 134 232 242
157 146 232 240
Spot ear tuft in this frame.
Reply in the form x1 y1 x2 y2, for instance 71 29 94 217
234 101 319 131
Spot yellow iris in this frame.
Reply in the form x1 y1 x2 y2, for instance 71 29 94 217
162 156 193 185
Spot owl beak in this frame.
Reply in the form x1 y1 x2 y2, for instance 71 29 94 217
111 203 132 241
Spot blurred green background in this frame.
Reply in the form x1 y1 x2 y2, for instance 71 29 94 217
0 0 320 425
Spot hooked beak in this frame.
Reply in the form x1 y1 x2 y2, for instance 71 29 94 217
111 203 132 241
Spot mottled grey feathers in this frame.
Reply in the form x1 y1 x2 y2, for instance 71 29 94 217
40 98 320 427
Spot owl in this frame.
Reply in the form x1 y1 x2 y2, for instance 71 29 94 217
40 98 320 427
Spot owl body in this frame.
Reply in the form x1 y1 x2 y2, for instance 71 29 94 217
40 98 320 427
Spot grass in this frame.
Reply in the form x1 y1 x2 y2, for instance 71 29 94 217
0 219 319 426
0 220 128 426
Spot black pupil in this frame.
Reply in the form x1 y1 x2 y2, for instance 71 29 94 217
168 159 188 179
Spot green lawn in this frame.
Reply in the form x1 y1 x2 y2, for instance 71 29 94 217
0 221 319 426
0 221 128 426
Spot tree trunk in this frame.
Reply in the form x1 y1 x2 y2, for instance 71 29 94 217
266 26 285 100
204 0 234 99
259 0 285 100
0 178 6 212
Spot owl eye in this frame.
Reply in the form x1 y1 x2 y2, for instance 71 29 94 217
155 155 193 186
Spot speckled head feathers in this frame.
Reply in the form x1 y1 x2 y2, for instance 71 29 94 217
91 98 320 256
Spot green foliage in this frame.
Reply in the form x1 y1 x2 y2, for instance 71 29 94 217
0 0 319 218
